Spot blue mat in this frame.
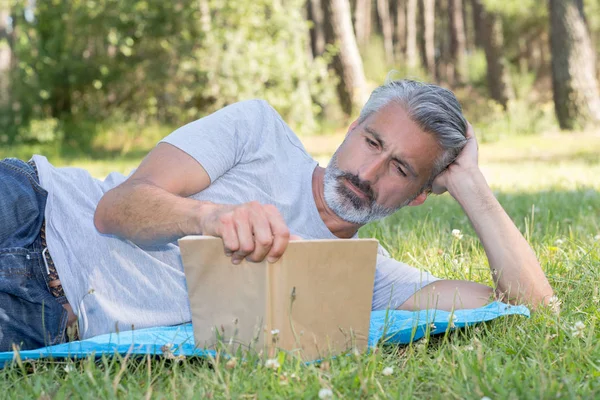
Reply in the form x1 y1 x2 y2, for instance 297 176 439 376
0 302 528 367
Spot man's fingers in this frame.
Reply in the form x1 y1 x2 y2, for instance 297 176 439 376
246 203 274 262
214 203 292 264
465 121 474 138
219 216 239 257
233 208 254 264
264 205 290 263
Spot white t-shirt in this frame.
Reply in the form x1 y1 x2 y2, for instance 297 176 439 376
33 99 438 339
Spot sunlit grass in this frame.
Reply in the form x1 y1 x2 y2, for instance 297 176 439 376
1 131 599 398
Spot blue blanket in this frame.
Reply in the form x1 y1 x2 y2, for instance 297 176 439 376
0 302 528 367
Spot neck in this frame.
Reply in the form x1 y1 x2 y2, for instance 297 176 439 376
312 166 363 239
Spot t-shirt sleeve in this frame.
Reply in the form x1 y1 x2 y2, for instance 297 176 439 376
372 245 441 310
159 99 270 183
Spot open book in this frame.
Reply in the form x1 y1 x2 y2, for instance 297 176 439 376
179 236 378 360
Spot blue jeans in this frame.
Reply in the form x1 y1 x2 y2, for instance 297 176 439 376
0 158 68 352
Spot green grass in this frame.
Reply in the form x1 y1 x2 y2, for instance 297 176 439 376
1 131 599 399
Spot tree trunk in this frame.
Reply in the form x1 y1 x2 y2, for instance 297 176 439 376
471 0 514 109
308 0 327 57
418 0 435 79
323 0 368 115
448 0 467 84
0 6 11 109
405 0 418 70
549 0 600 129
393 0 406 62
435 0 451 84
470 0 484 48
462 0 474 52
354 0 372 48
376 0 394 64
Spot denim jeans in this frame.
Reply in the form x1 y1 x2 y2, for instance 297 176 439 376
0 158 68 352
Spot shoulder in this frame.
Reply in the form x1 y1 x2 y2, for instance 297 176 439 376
224 99 280 121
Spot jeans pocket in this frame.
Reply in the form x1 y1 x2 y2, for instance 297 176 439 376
0 248 36 299
0 248 68 351
0 158 47 195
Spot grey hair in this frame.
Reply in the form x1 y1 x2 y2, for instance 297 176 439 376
358 78 468 189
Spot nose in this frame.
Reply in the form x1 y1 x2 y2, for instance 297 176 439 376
358 155 386 184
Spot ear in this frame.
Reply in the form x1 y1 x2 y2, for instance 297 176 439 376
407 191 428 207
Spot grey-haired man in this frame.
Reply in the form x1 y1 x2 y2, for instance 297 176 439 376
0 80 553 351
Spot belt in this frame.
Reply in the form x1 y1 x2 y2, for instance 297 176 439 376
26 160 65 298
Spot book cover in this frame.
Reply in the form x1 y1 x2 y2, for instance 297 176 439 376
179 236 378 360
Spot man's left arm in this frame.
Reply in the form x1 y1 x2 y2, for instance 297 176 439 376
399 124 553 311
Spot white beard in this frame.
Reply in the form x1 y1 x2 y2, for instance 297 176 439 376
323 151 412 225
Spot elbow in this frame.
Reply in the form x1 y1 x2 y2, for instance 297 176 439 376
531 287 555 310
94 194 110 234
495 282 554 311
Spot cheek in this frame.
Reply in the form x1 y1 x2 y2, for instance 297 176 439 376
376 179 423 207
335 140 365 170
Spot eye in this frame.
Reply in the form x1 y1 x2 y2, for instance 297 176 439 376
395 164 407 177
365 137 378 148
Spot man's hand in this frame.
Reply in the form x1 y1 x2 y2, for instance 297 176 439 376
431 122 479 196
200 201 298 264
426 122 553 307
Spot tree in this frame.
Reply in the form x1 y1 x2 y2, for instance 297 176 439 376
405 0 418 70
323 0 368 115
393 0 406 60
308 0 326 57
418 0 435 79
471 0 514 109
448 0 467 84
376 0 395 64
354 0 372 48
549 0 600 129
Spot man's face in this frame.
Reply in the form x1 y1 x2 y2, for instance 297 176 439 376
324 103 443 224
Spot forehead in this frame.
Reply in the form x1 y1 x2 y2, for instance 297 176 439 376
359 103 442 172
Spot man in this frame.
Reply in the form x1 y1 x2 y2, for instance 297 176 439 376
0 80 553 352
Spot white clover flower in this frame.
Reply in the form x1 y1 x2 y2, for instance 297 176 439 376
448 314 458 329
554 239 564 245
465 345 474 351
570 321 585 338
318 388 333 399
63 364 74 373
547 295 562 315
382 366 394 376
271 329 280 336
265 358 280 369
594 234 600 241
452 229 464 240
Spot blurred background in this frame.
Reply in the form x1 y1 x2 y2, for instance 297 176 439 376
0 0 599 174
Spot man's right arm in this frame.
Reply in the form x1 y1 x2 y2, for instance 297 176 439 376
94 143 292 263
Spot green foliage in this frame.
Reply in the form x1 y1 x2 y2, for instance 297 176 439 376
185 0 335 135
3 0 334 145
482 0 547 19
464 49 488 87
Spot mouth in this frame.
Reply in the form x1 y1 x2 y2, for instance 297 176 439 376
343 178 369 200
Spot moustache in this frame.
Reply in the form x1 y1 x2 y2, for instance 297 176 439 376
338 172 375 202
